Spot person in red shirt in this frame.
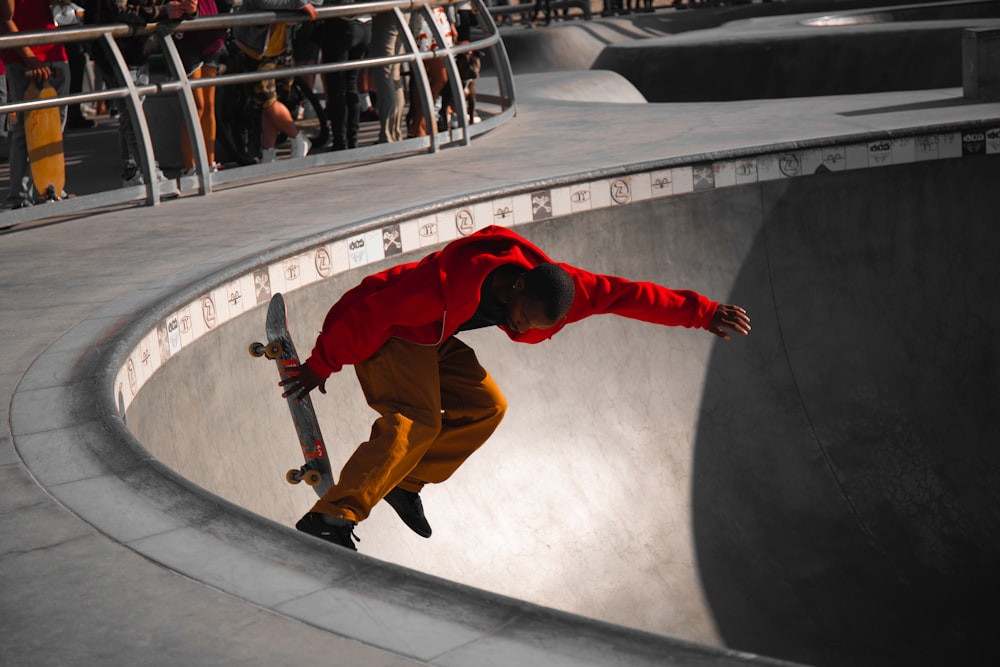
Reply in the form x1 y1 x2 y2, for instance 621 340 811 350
1 0 69 208
283 225 752 550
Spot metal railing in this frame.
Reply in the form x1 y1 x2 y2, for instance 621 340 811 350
0 0 516 223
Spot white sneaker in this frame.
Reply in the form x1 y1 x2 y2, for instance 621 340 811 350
261 147 277 163
123 169 144 187
182 163 220 177
290 133 311 159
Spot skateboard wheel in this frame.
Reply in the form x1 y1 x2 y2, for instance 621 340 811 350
264 341 284 360
286 469 302 485
249 342 266 358
303 470 323 487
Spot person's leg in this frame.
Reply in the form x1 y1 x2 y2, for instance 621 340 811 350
370 11 405 143
407 57 448 138
397 336 507 492
344 22 369 149
200 65 218 165
65 41 91 126
321 20 351 150
310 338 444 523
4 63 31 207
180 65 206 171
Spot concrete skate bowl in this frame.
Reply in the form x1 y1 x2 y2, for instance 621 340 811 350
587 0 1000 101
118 133 1000 666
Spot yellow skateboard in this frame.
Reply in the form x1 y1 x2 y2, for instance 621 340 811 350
24 81 66 202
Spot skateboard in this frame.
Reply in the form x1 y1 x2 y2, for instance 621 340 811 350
249 293 333 497
23 81 66 202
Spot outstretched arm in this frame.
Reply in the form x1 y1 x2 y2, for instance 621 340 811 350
707 304 751 340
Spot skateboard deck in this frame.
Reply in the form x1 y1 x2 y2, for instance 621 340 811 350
250 293 333 497
23 82 66 202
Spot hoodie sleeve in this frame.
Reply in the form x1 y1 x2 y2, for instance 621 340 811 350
506 264 718 344
570 267 718 329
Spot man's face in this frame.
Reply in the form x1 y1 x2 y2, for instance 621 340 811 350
505 288 558 334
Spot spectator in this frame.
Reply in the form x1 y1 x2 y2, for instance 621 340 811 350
51 0 95 129
232 0 316 162
82 0 185 187
0 60 8 164
318 8 371 150
173 0 226 174
1 0 71 208
369 8 405 143
406 4 455 139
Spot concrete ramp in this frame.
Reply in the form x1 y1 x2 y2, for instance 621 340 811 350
127 154 1000 666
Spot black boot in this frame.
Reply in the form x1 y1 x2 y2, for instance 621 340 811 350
295 512 359 551
383 487 432 538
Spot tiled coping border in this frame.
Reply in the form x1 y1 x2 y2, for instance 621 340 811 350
114 124 1000 417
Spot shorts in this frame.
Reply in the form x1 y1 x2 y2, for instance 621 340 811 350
247 53 294 110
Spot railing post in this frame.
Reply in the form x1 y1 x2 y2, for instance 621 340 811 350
154 32 213 194
101 33 161 205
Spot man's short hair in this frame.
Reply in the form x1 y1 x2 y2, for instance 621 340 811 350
522 263 575 322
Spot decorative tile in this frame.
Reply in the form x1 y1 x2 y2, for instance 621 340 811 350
608 176 634 205
490 197 516 226
568 182 593 212
733 158 758 185
649 169 673 197
671 165 694 193
987 128 1000 154
711 161 736 188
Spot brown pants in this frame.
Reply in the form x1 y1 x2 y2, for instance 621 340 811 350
311 336 507 523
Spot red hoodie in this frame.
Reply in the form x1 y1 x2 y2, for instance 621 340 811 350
305 226 718 377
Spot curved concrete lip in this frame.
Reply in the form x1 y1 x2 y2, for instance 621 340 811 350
5 9 1000 667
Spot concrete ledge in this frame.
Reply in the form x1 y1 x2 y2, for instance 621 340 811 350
964 27 1000 99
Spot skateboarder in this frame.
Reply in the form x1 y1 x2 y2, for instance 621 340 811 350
282 225 751 550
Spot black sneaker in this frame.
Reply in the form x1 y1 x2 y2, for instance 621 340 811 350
295 512 359 551
383 487 432 538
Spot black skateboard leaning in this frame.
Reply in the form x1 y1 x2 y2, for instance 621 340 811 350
250 293 333 497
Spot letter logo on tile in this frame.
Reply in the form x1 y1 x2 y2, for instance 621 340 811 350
420 222 438 239
986 128 1000 154
455 209 475 236
315 248 332 277
127 358 137 396
962 132 985 155
167 316 181 355
348 236 367 266
611 178 632 205
779 154 801 177
868 141 892 165
202 295 217 329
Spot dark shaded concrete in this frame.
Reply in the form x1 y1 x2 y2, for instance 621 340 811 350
693 157 1000 665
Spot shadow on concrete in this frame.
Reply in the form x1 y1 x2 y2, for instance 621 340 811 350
693 157 1000 666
